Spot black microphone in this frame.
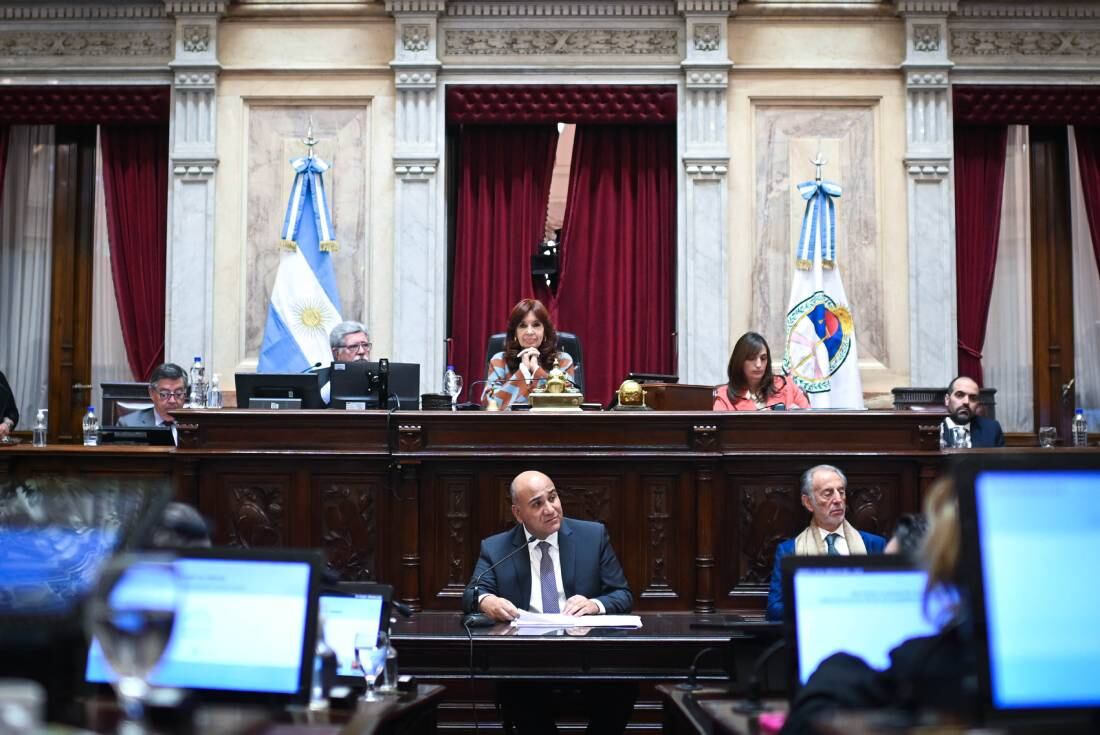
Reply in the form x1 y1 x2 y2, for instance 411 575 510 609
301 361 324 373
461 532 538 628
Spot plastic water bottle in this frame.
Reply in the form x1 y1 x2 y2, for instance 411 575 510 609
32 409 47 447
1072 409 1089 447
206 374 223 409
443 365 462 409
82 407 100 447
308 615 336 710
379 629 398 692
189 356 206 407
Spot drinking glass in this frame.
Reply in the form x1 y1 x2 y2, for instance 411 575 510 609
1038 426 1058 448
87 555 179 729
354 632 387 702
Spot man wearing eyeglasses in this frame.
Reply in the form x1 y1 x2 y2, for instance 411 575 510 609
319 321 372 405
120 363 189 434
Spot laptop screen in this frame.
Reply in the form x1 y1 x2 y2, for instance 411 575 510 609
786 558 944 687
86 554 317 699
319 587 390 679
972 468 1100 711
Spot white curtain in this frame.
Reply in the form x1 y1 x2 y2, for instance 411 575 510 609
1069 127 1100 429
984 126 1034 433
0 126 55 430
90 128 134 415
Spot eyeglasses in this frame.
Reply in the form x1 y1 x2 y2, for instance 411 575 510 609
338 341 372 353
156 390 187 400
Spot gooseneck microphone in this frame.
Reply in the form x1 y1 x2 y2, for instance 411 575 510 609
301 361 324 373
461 532 538 628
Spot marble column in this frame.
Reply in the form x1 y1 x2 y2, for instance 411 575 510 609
899 5 957 386
388 1 445 395
164 1 224 367
679 3 735 385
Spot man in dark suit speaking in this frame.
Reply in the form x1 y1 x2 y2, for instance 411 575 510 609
470 469 632 621
467 470 634 734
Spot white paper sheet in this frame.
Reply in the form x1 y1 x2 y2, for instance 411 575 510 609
511 611 643 628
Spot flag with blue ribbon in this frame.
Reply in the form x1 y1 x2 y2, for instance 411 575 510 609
258 155 343 373
782 178 864 408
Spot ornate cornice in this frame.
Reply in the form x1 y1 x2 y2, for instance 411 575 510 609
163 1 227 13
387 0 446 13
444 28 679 56
951 29 1100 59
954 2 1100 19
896 1 957 13
905 158 950 179
676 0 737 12
0 30 173 58
683 157 729 180
0 2 166 20
444 1 678 16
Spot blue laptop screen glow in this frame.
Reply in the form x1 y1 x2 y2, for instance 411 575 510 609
975 469 1100 710
87 558 311 694
319 593 386 677
793 567 942 684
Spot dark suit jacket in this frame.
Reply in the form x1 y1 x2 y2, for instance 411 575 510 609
781 619 978 734
466 518 633 615
766 529 887 621
942 414 1005 448
0 370 17 428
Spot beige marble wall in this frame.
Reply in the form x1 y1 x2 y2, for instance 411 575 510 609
212 19 395 375
727 17 909 395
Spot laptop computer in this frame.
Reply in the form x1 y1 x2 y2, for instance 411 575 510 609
955 453 1100 725
318 582 393 683
85 547 323 705
782 554 947 694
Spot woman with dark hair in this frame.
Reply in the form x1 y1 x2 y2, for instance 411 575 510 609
481 298 576 410
713 332 809 411
781 479 978 733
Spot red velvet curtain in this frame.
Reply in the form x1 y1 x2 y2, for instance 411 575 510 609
1074 126 1100 279
100 125 169 381
450 125 558 395
954 125 1009 384
0 125 9 206
555 124 676 406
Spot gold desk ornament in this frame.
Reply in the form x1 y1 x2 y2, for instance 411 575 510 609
613 379 651 410
529 356 584 411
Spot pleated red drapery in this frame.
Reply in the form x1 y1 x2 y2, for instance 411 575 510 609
100 125 169 381
554 124 676 406
953 125 1009 385
450 125 558 398
1074 126 1100 279
0 125 9 205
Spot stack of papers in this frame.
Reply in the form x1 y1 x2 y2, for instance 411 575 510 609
511 611 643 628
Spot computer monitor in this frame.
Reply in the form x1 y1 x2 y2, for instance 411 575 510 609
956 453 1100 721
98 426 175 446
235 372 325 410
782 554 948 693
318 582 393 683
86 547 323 705
329 360 420 410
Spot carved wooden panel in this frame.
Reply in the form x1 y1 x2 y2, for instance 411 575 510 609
219 474 289 549
737 481 803 587
558 476 615 525
443 475 474 592
640 475 677 599
318 476 384 582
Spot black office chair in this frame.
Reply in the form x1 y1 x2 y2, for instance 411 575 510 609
485 331 584 395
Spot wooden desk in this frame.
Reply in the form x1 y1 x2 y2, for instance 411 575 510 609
0 409 965 613
78 685 445 735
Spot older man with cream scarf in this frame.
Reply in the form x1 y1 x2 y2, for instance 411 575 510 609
765 464 886 621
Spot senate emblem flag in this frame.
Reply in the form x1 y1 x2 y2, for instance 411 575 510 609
782 178 864 409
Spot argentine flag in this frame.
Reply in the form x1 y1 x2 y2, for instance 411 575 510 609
258 155 343 373
782 178 864 409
